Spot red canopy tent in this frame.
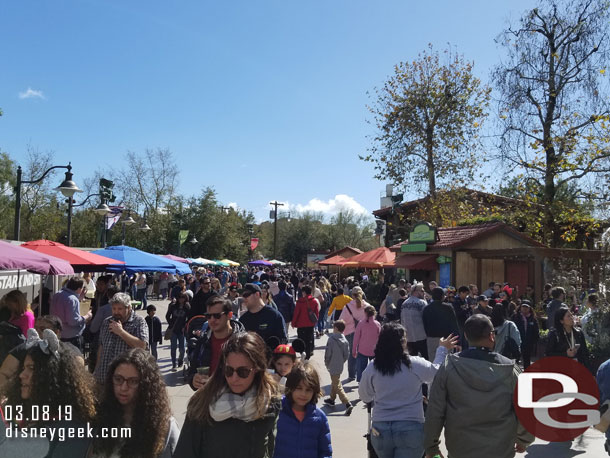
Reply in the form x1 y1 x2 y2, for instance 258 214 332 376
318 255 347 266
338 247 395 269
21 240 125 272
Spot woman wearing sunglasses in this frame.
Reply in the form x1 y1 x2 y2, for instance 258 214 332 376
175 332 281 458
88 348 179 457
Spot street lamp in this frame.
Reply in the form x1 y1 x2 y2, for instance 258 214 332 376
72 193 112 247
13 162 82 244
121 211 136 245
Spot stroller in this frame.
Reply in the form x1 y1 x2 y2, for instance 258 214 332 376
183 315 207 378
365 402 379 458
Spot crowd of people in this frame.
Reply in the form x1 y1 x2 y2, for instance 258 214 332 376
0 264 609 457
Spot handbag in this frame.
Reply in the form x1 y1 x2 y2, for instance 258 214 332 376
307 298 318 326
345 305 360 328
164 326 173 341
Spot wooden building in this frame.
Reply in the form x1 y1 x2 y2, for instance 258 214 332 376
390 222 601 302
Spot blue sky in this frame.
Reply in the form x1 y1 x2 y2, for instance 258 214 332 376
0 0 537 222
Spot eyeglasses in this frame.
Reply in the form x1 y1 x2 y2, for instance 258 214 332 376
202 282 211 286
224 365 254 378
205 311 227 320
490 329 497 335
112 374 140 387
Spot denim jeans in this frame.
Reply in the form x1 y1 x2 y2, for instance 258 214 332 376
170 331 185 366
317 304 328 333
136 288 147 309
356 353 372 382
346 333 356 379
370 420 424 458
150 341 158 360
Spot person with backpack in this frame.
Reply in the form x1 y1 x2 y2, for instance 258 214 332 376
491 304 522 361
292 285 320 359
338 289 369 382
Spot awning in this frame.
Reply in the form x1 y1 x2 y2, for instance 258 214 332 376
336 247 395 269
92 245 186 274
22 240 125 272
392 254 438 270
318 255 346 266
0 240 74 275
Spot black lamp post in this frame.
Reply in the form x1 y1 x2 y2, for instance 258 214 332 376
72 193 112 247
14 163 82 244
121 211 136 245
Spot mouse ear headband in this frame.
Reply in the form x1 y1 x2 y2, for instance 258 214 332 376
25 328 60 359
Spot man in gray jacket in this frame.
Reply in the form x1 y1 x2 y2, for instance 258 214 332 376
424 314 534 458
323 320 353 415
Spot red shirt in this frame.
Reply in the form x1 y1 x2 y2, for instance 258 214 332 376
210 334 230 375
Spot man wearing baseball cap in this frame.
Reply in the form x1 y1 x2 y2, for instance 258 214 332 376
239 283 287 346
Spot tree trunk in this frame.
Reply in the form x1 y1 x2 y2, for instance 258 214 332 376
426 126 436 197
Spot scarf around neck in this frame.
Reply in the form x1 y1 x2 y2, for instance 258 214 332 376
209 387 263 423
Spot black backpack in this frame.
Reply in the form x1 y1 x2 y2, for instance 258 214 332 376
501 325 521 360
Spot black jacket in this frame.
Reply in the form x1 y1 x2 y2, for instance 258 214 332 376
273 291 296 324
145 315 162 345
423 300 460 339
512 312 539 350
189 290 216 320
174 398 281 458
187 319 245 390
545 327 589 368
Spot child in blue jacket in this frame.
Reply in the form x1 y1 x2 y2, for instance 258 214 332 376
273 362 332 458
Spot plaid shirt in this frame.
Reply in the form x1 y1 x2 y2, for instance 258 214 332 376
94 311 149 383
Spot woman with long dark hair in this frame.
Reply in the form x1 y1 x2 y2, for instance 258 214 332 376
89 348 178 457
2 328 96 457
174 331 281 458
546 306 589 367
166 292 191 371
358 323 457 458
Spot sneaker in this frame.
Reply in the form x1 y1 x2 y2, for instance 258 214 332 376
178 359 183 367
345 403 353 416
324 398 336 406
171 365 177 372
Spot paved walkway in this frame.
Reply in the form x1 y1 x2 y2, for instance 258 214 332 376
140 298 608 457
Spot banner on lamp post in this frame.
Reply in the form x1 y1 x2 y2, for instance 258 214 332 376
250 238 259 251
179 230 189 246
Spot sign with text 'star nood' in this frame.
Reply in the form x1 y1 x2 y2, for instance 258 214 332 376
0 270 41 304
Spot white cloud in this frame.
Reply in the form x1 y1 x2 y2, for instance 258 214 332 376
287 194 370 216
18 88 46 100
227 202 239 210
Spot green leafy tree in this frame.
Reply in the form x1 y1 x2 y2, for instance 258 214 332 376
493 0 610 247
362 45 491 195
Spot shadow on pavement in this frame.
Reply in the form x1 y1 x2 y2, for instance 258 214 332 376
525 442 586 457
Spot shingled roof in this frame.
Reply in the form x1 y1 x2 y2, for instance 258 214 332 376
390 222 546 251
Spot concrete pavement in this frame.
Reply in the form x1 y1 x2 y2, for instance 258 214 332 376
140 298 608 457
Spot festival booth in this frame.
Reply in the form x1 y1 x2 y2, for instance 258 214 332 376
387 221 598 302
189 258 217 266
0 239 75 305
92 245 190 275
220 259 240 267
162 254 191 264
248 260 274 267
338 247 396 269
21 240 125 272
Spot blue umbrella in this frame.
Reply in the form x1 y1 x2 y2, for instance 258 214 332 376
92 245 185 274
